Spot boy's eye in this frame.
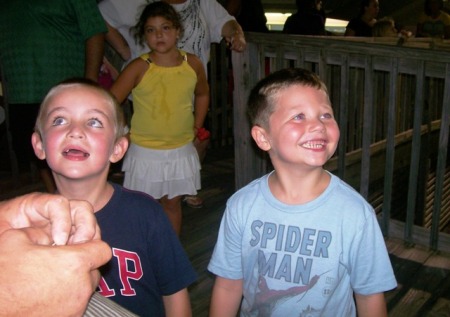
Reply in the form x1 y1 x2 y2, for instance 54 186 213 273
87 118 103 128
321 113 333 119
146 28 155 34
293 113 306 120
52 117 66 126
163 25 172 32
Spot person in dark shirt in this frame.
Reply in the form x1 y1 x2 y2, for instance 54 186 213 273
226 0 269 32
283 0 326 35
345 0 380 37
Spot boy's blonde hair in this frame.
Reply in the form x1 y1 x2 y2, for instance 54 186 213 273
373 17 396 37
34 78 127 141
247 68 329 129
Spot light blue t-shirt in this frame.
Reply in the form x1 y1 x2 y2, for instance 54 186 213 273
208 171 397 317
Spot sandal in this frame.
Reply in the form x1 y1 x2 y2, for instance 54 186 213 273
183 195 204 208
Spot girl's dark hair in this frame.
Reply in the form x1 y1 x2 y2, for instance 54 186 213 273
133 1 184 47
424 0 443 16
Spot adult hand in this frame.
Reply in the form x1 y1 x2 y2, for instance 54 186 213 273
0 192 100 245
222 20 247 52
0 228 111 316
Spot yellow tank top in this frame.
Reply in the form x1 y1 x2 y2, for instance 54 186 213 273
131 50 197 149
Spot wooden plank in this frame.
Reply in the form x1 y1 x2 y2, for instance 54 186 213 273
389 289 432 316
424 298 450 316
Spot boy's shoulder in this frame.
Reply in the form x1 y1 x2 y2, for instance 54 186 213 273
226 173 268 207
109 182 161 210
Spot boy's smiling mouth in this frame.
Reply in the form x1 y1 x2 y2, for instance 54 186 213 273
301 140 327 149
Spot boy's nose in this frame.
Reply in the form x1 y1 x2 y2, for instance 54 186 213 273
310 118 326 132
68 126 85 138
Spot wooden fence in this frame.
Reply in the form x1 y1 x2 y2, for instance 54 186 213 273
227 33 450 252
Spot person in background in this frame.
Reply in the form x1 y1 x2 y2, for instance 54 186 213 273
110 2 209 236
283 0 326 35
31 78 197 316
345 0 380 36
208 68 397 316
416 0 450 39
0 0 107 193
225 0 269 32
99 0 246 208
373 16 398 37
0 192 111 316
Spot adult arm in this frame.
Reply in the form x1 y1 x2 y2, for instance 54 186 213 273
209 276 243 317
85 33 106 81
105 21 131 61
224 0 241 16
355 292 388 317
0 192 100 245
162 288 192 317
0 228 111 316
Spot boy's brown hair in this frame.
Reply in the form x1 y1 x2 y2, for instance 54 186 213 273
247 68 329 129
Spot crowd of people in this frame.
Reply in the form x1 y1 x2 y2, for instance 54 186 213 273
1 0 447 315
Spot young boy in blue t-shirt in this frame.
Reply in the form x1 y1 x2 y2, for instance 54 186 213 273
208 68 397 316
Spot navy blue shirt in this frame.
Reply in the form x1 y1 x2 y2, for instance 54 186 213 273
96 183 197 316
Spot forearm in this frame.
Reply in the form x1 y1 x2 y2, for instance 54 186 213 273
85 33 106 81
162 289 192 317
355 293 387 317
194 94 209 129
209 277 243 317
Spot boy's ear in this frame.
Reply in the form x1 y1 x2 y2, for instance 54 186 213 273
31 132 47 160
251 126 271 151
109 136 129 163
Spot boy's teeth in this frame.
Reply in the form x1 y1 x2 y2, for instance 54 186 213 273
303 141 325 149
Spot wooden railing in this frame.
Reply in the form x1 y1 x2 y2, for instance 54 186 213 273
227 32 450 252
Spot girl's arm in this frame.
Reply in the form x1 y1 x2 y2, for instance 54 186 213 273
109 58 146 104
355 292 388 317
209 276 243 317
162 288 192 317
188 54 210 131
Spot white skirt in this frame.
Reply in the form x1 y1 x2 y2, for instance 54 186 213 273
122 142 201 199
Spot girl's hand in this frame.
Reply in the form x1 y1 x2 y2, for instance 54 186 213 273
195 127 210 141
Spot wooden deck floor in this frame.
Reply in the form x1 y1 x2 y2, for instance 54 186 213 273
1 145 450 316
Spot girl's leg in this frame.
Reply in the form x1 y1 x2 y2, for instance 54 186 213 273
159 195 183 236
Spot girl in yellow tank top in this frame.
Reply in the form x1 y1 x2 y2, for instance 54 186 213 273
110 1 209 237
